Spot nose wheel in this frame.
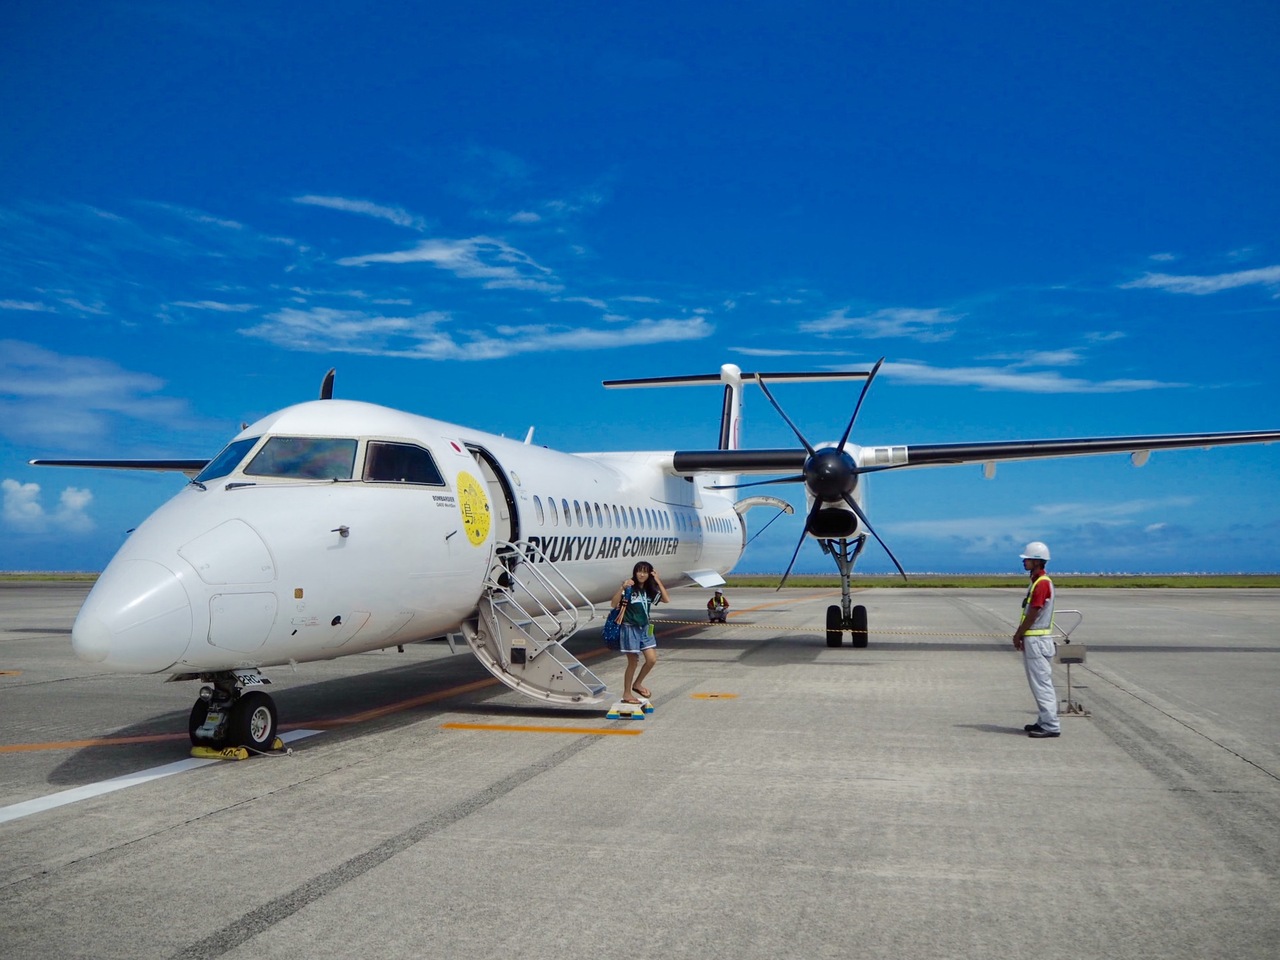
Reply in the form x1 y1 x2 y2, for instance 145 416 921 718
188 671 279 751
826 603 869 647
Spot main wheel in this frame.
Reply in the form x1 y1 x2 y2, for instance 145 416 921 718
226 691 278 751
825 605 844 647
850 604 869 648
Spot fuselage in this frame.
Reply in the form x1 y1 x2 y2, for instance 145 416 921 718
72 400 746 675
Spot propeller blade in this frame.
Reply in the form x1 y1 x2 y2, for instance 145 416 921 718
710 475 805 490
778 500 824 589
837 357 884 450
756 376 817 457
841 493 907 580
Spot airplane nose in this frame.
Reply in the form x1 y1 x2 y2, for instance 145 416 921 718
72 559 193 671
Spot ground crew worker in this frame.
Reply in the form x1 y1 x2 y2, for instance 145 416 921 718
1013 541 1060 738
707 589 729 623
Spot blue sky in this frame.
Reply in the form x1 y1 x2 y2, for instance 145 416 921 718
3 1 1278 574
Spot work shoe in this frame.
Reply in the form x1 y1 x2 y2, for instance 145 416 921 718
1027 728 1060 738
1024 723 1044 732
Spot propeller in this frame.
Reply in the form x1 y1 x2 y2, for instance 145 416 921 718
740 358 908 586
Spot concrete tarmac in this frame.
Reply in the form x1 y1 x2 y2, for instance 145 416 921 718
1 582 1278 960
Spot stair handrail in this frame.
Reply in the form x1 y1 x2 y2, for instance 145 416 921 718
483 540 596 659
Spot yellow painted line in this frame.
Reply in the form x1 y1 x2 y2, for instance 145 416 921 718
690 692 739 699
0 670 22 676
0 732 189 754
442 722 642 736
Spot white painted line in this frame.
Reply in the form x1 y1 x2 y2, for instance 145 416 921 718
0 729 323 825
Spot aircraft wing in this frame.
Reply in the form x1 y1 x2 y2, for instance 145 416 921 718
27 458 210 475
670 429 1280 474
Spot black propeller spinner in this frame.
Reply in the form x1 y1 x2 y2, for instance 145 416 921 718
722 358 907 586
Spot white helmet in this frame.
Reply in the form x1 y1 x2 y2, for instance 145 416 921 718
1019 541 1051 561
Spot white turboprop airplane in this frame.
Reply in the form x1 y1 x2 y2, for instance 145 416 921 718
30 361 1280 753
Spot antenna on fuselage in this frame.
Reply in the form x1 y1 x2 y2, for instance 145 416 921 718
320 368 335 400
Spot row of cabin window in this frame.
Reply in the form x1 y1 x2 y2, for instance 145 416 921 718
530 495 738 535
531 496 671 531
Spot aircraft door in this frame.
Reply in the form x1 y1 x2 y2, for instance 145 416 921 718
465 444 520 544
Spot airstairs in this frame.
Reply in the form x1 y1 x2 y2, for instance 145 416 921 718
460 540 610 705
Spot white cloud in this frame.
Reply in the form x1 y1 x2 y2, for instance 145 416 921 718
882 360 1182 393
293 195 427 231
1120 264 1280 295
888 497 1197 539
799 307 960 342
0 340 191 446
2 479 94 533
338 236 563 293
984 349 1086 368
170 300 257 312
731 347 835 357
0 299 57 312
240 308 710 361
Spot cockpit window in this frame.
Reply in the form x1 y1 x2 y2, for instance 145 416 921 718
194 437 261 484
363 441 446 485
244 437 357 480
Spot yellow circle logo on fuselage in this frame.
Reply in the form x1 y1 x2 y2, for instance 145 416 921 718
456 471 491 546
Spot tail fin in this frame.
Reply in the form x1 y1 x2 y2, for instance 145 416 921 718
604 365 874 452
604 363 745 451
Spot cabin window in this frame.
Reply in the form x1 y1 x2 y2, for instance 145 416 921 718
583 500 593 528
194 436 260 483
549 497 559 526
574 500 584 526
562 499 572 527
245 436 357 480
534 496 545 525
363 441 445 485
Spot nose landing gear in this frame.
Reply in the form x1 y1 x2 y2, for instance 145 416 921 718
821 535 872 648
188 669 280 753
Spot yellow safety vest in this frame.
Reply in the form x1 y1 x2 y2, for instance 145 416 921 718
1021 575 1056 636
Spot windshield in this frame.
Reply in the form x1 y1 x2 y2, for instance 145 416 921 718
244 436 358 480
194 437 261 484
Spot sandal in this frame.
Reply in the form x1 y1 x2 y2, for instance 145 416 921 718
632 685 652 699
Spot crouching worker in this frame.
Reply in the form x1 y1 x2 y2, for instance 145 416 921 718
707 589 729 623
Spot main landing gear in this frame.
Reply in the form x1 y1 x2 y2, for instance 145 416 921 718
188 669 280 752
821 535 871 649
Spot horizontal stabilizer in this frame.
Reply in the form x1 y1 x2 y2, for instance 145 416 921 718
604 369 875 389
